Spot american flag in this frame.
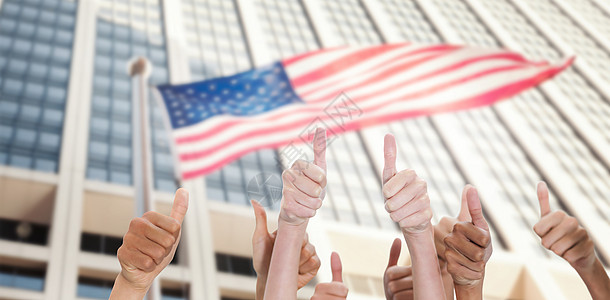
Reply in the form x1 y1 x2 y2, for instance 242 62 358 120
156 43 572 180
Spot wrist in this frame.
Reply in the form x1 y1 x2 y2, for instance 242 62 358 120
455 281 483 299
109 272 149 300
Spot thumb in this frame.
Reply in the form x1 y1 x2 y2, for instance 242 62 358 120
170 188 189 224
387 238 401 268
313 128 327 173
331 252 343 283
467 187 488 230
457 185 472 222
251 199 269 236
537 181 551 217
383 134 397 184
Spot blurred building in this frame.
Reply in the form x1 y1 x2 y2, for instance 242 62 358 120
0 0 609 299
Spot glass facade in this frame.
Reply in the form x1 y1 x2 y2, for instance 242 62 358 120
86 0 176 191
0 0 77 172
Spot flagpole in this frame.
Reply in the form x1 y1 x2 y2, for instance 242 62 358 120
128 57 161 300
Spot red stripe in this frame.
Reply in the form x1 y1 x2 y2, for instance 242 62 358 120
289 44 407 87
181 61 568 179
306 52 536 104
179 64 537 160
297 45 458 99
176 55 537 145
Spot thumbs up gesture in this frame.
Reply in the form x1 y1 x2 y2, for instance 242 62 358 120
533 182 596 271
251 200 321 300
280 128 327 226
383 238 414 300
382 134 433 233
112 188 188 298
311 252 349 300
444 186 492 287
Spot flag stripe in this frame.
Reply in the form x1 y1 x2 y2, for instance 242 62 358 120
156 43 572 179
180 61 568 178
174 54 534 144
177 62 557 163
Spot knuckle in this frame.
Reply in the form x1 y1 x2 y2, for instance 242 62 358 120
480 234 491 247
474 250 485 262
129 218 145 231
143 257 156 271
162 234 176 248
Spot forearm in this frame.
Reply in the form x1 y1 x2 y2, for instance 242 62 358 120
576 259 610 300
109 273 149 300
454 283 483 300
256 275 267 300
263 221 307 300
403 224 446 300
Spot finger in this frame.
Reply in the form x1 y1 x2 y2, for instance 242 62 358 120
386 265 412 281
119 247 156 272
125 232 167 265
285 170 323 198
300 256 321 275
293 160 326 187
467 187 488 231
170 188 189 224
533 211 565 237
387 238 402 268
383 134 398 184
393 289 414 299
133 218 177 249
315 282 349 297
313 128 327 173
251 199 269 237
389 276 414 292
540 217 579 250
549 228 587 257
453 222 491 248
444 232 487 263
142 212 180 234
300 243 317 265
537 181 551 217
331 252 343 283
383 170 417 200
457 185 472 222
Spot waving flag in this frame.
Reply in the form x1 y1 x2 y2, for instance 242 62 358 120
156 43 572 179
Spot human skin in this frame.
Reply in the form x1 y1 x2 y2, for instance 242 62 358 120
310 252 349 300
263 128 327 300
109 189 189 300
444 186 492 300
251 199 321 300
382 134 446 300
534 182 610 300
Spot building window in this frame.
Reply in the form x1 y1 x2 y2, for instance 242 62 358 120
215 253 256 277
0 264 45 291
0 0 78 173
0 218 49 245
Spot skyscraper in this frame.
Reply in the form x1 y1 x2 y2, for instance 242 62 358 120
0 0 608 299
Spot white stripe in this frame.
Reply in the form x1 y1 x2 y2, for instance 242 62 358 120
287 44 420 94
303 47 522 102
178 64 551 173
283 46 366 78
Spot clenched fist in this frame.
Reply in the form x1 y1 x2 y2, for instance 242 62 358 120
444 186 492 290
311 252 348 300
251 199 320 300
280 128 327 226
382 134 433 233
110 188 188 299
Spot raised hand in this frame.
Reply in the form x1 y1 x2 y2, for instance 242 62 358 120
382 134 433 233
381 133 445 300
384 239 414 300
279 128 327 226
110 189 188 299
311 252 349 300
444 186 492 297
533 182 610 300
251 200 320 300
533 182 595 270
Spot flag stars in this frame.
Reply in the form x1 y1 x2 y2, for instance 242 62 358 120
222 89 229 95
258 87 266 95
209 84 216 90
230 79 238 85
